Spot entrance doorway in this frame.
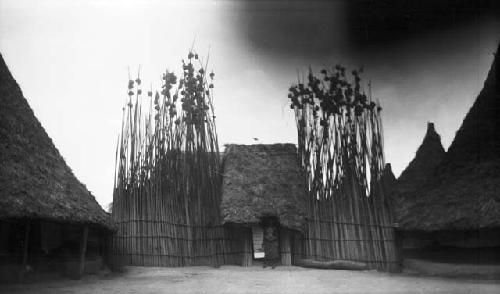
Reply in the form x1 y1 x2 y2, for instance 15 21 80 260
252 226 265 259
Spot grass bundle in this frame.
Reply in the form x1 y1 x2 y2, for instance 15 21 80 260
288 66 399 271
111 51 242 267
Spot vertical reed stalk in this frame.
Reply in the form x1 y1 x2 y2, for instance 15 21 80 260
111 51 241 267
289 66 397 271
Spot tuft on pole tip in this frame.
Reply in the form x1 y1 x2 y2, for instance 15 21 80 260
427 122 435 133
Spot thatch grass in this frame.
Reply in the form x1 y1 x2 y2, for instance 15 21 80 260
396 43 500 231
390 122 445 222
0 53 111 230
396 122 445 195
381 163 397 202
220 144 307 232
398 162 500 230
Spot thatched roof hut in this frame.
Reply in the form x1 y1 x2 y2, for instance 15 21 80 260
0 53 111 230
220 144 307 232
391 122 445 220
397 122 445 195
381 163 397 197
382 163 397 191
397 44 500 231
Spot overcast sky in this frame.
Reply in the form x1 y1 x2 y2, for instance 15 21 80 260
1 0 499 209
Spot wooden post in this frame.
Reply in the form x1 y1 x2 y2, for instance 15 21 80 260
77 225 89 279
241 228 253 267
394 229 403 272
20 219 31 282
0 221 10 255
291 231 304 265
280 228 292 266
22 220 31 266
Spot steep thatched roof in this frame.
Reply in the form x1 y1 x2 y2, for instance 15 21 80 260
397 122 445 194
392 123 445 225
0 53 111 230
220 144 307 232
381 163 397 198
397 44 500 231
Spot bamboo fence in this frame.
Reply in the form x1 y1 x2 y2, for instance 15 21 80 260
111 52 243 267
288 67 399 271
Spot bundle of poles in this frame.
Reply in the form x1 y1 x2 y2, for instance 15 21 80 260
111 51 241 267
289 66 399 271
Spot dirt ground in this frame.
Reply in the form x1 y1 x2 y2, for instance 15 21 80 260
2 266 500 294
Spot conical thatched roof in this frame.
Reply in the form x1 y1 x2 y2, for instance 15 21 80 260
392 122 445 225
0 54 111 230
397 122 445 194
220 144 307 232
382 163 397 189
398 44 500 231
381 163 397 195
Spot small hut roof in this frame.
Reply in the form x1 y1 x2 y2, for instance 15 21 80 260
397 44 500 231
0 54 112 230
381 163 397 199
220 144 307 232
396 122 445 194
391 122 445 218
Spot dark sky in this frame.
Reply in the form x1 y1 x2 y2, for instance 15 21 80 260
234 0 500 57
345 0 500 48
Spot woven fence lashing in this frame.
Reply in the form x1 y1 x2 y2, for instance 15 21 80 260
288 67 398 272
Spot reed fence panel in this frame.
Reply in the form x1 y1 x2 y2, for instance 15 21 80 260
110 220 244 267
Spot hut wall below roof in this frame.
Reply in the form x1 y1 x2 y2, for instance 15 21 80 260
397 228 500 268
0 218 109 282
399 228 500 250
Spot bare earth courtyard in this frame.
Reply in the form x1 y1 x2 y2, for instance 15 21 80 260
2 266 500 294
